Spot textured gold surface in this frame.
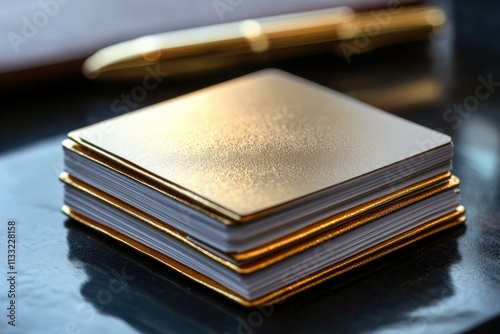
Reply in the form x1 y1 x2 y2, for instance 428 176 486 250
61 172 460 273
68 69 451 219
62 204 465 307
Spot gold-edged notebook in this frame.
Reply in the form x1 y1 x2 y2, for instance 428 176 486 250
61 69 465 306
63 203 465 307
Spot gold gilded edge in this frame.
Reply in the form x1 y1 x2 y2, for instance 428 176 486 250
63 138 239 224
233 172 457 262
61 171 459 273
60 172 242 272
61 204 465 307
61 205 246 306
255 206 466 306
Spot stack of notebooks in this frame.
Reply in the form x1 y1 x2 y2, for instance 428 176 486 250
61 69 465 307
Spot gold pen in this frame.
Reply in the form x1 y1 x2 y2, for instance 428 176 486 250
83 5 445 81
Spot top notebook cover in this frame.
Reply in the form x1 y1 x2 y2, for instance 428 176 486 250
68 69 451 220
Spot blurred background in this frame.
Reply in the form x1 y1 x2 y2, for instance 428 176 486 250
0 0 499 333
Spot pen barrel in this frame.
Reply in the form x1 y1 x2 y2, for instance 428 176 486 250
83 6 446 80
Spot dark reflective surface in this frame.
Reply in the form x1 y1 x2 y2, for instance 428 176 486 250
1 1 500 333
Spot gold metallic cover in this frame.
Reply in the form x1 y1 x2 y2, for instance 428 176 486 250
62 204 465 307
68 69 452 221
